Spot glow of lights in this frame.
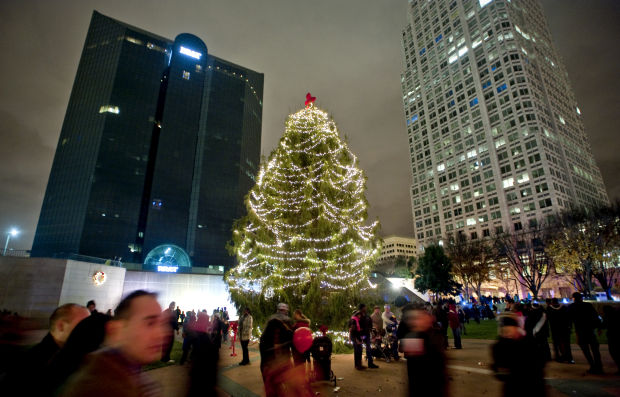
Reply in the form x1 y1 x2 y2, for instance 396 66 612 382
92 271 107 286
99 106 119 114
9 229 19 237
158 265 179 273
179 46 202 59
227 102 380 296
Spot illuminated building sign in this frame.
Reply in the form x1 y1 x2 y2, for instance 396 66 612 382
158 265 179 273
179 46 202 59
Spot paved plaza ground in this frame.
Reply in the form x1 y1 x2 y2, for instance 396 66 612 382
152 338 620 397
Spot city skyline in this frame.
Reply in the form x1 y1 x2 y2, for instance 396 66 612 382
0 0 618 250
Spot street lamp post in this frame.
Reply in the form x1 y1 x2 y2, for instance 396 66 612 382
3 229 19 256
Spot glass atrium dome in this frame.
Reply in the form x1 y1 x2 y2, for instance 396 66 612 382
144 244 192 268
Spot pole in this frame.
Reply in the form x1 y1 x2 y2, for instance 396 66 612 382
230 321 238 357
3 234 10 256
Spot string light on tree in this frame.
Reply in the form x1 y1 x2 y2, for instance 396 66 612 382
226 93 380 319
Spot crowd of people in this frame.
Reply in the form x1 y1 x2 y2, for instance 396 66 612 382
0 291 618 397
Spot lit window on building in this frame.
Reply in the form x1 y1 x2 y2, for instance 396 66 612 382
99 105 120 114
125 37 143 45
182 70 190 80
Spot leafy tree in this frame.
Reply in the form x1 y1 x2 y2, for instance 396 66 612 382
445 234 493 300
548 204 620 300
392 255 417 278
494 222 552 300
226 97 380 327
414 245 460 299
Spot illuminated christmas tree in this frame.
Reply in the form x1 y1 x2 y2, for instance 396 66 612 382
226 93 380 325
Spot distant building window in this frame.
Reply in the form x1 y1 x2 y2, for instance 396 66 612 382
502 177 514 188
182 71 190 80
497 83 507 93
125 37 143 45
99 105 119 114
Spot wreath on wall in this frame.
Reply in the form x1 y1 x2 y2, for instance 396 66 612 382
92 271 107 286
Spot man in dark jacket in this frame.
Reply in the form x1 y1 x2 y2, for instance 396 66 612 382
547 298 574 363
568 292 603 374
525 302 551 362
161 301 178 363
259 303 294 397
359 304 379 368
1 303 90 396
61 290 166 397
397 304 448 397
349 310 365 370
602 305 620 374
492 313 546 397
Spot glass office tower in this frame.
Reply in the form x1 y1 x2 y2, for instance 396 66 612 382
31 11 263 270
401 0 608 246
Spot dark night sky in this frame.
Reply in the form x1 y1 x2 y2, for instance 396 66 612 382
0 0 618 250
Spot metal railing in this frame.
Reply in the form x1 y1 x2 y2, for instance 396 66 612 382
0 249 31 258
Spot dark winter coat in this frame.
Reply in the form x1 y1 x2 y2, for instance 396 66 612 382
259 314 294 371
492 337 546 397
60 348 160 397
568 301 601 337
397 322 447 397
546 304 571 338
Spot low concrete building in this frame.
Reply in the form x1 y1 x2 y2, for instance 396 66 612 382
0 256 235 319
378 236 418 262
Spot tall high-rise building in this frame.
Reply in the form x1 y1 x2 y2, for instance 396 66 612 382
31 11 263 269
401 0 608 245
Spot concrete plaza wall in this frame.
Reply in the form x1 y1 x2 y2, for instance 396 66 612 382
123 271 236 319
0 257 125 318
58 260 126 314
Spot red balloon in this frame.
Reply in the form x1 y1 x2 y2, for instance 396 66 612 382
293 327 313 353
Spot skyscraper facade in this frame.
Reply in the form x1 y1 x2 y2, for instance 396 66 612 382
31 11 263 269
401 0 608 245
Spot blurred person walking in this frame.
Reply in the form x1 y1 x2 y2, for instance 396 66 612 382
292 309 311 369
448 301 462 349
602 305 620 374
1 303 90 396
492 312 546 397
547 298 573 363
526 302 551 362
161 301 178 363
259 303 296 397
187 310 219 396
397 304 448 397
569 292 603 374
60 290 165 397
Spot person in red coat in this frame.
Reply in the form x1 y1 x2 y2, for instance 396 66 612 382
448 301 462 349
